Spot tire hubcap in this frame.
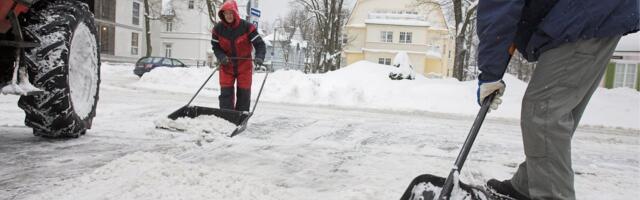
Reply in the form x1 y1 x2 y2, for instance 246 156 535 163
68 22 99 120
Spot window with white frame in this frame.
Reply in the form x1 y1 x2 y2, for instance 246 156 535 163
165 43 173 58
132 2 140 25
188 0 195 9
166 20 173 32
400 32 412 44
380 31 393 43
131 32 139 55
614 63 638 89
378 58 391 65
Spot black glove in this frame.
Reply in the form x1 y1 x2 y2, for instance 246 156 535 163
218 57 229 65
254 58 263 66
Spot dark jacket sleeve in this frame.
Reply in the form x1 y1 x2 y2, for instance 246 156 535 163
248 27 266 61
477 0 525 82
211 28 227 62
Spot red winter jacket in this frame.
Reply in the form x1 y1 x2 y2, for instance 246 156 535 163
211 1 265 79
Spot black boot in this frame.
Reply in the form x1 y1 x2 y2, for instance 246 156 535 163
486 179 530 200
219 86 235 110
235 88 251 112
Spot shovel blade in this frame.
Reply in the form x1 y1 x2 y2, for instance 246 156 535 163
401 174 491 200
167 106 247 125
401 174 446 200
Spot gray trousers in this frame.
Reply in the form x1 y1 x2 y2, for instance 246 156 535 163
510 36 621 200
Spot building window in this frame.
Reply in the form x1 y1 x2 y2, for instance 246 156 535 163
380 31 393 43
342 34 348 45
131 32 139 55
98 25 115 55
378 58 391 65
400 32 412 44
165 43 173 58
132 2 140 25
188 0 195 9
95 0 116 21
614 63 638 89
166 20 173 32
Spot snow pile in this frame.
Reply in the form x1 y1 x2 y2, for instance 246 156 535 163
154 115 237 137
24 152 288 200
134 67 220 95
118 61 640 129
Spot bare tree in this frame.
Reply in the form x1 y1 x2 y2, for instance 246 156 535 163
507 52 536 82
144 0 153 56
144 0 190 57
416 0 478 80
296 0 348 73
204 0 224 24
279 6 314 67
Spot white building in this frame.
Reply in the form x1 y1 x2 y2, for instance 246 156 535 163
152 0 214 66
343 0 454 77
264 28 308 71
601 32 640 91
95 0 146 63
148 0 262 66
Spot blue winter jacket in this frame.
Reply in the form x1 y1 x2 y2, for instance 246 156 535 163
477 0 639 82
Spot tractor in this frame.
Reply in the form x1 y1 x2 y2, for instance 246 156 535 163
0 0 99 138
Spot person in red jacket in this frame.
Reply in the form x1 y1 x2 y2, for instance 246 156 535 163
211 0 266 112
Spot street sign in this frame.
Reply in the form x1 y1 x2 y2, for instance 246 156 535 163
250 8 261 17
249 7 260 28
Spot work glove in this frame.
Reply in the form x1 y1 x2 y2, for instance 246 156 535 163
218 57 229 65
477 80 505 110
254 58 264 66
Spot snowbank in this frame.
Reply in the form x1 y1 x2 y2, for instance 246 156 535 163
112 61 640 129
25 152 289 200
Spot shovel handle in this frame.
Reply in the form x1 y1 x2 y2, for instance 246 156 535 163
227 57 254 61
437 92 497 200
250 67 270 114
186 67 219 106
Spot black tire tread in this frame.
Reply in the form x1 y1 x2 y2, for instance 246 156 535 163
17 0 100 138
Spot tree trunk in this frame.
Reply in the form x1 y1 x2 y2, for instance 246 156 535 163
144 0 152 57
205 0 218 24
453 35 466 79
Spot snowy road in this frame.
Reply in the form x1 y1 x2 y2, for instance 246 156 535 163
1 65 638 199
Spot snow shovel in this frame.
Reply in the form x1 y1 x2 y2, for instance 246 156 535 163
400 93 498 200
166 66 248 125
166 58 270 135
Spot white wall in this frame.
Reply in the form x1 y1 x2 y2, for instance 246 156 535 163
108 0 145 63
149 0 214 66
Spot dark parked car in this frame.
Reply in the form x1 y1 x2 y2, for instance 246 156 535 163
134 57 187 77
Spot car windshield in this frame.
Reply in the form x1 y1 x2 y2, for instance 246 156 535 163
161 58 173 65
139 57 162 64
172 59 185 67
151 57 163 63
138 57 152 63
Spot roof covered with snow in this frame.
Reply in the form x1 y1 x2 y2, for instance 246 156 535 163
346 0 449 30
617 32 640 52
162 0 173 16
264 29 308 48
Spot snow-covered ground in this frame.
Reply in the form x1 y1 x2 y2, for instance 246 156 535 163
135 61 640 130
0 62 638 200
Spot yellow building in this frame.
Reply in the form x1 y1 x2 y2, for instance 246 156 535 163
343 0 454 77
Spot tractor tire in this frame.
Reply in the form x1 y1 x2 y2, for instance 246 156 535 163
17 0 100 138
